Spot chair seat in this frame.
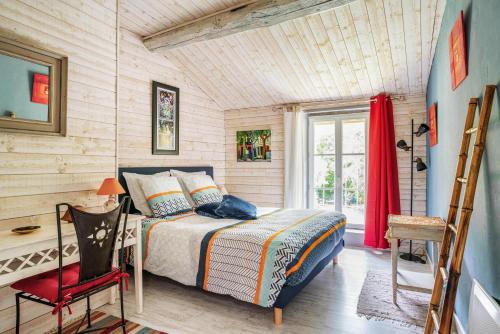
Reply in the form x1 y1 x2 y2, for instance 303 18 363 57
11 263 121 303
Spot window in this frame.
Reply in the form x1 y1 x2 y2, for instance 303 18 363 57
308 113 368 229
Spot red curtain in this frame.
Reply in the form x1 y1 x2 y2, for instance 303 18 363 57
364 93 401 249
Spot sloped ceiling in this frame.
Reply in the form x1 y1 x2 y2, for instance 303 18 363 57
120 0 446 110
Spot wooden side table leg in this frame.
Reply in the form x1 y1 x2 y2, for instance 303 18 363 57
133 220 143 314
434 241 440 275
391 239 398 304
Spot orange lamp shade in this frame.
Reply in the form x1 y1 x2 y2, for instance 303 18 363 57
96 178 125 195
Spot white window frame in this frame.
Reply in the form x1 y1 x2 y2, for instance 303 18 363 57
307 111 369 230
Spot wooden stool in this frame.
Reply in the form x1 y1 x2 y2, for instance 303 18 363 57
386 214 445 303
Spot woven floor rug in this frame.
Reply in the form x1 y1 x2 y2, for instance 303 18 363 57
357 270 431 328
62 311 167 333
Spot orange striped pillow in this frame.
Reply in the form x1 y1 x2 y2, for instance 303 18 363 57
139 176 192 217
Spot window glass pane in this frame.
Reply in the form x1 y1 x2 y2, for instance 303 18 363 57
314 121 335 154
342 119 365 154
313 188 335 209
313 156 335 188
342 155 365 225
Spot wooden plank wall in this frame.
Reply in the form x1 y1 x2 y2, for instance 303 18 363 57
118 29 226 184
224 106 284 207
0 0 118 333
394 95 427 217
224 95 427 216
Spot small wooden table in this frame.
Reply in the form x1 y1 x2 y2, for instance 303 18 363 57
386 214 446 303
0 214 145 314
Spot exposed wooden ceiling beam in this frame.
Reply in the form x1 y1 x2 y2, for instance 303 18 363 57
143 0 356 52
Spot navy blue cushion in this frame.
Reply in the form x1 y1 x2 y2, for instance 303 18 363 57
215 195 257 220
195 203 221 219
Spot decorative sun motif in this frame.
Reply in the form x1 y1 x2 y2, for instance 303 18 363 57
87 221 112 247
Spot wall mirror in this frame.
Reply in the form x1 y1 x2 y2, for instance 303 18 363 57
0 36 67 135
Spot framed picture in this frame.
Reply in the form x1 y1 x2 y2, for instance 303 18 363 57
449 11 467 90
152 81 179 155
429 103 438 147
236 129 271 162
31 73 49 105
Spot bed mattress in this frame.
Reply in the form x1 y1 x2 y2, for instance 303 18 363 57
140 207 346 307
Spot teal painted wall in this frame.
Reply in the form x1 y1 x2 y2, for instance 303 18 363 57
0 53 49 121
426 0 500 329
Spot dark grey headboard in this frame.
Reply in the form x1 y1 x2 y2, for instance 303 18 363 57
118 166 214 214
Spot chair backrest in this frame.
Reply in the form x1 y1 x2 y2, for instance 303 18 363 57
56 197 131 286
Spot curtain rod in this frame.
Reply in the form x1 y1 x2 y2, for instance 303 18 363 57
370 95 406 103
283 95 406 112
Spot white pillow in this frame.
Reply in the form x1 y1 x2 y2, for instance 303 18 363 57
170 170 207 207
122 171 171 216
138 176 192 217
182 174 223 207
170 169 206 177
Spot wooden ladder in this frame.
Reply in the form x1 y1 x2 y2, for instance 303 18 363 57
424 85 496 334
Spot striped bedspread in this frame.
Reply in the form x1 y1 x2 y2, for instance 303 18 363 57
196 209 346 307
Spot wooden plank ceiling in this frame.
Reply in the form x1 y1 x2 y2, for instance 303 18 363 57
120 0 446 110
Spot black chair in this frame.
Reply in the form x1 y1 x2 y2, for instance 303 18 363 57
11 197 131 334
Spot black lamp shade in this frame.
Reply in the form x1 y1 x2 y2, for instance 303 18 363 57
397 139 410 151
415 157 427 171
415 123 430 137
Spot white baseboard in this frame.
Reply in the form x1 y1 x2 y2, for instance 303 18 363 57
343 228 364 248
453 312 466 334
425 251 435 274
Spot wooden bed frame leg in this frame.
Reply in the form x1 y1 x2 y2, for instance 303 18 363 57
274 307 283 326
333 255 339 265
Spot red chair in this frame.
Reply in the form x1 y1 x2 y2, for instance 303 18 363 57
11 197 131 334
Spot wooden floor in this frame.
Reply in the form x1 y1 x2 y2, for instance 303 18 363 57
100 247 434 334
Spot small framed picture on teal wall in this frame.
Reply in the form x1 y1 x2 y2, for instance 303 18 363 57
31 73 49 105
429 104 438 147
449 11 467 90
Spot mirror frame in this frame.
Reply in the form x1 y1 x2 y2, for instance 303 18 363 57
0 36 67 136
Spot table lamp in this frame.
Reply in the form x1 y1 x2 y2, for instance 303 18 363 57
61 205 85 223
97 178 125 211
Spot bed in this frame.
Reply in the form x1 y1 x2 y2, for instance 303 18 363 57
118 166 346 325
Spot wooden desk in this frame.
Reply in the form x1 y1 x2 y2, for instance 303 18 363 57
0 214 145 314
386 214 446 303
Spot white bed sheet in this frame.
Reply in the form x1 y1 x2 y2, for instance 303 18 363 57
143 207 279 286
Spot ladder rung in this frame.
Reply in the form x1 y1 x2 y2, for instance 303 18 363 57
457 177 467 183
431 310 441 329
440 266 449 283
448 224 458 234
465 127 478 134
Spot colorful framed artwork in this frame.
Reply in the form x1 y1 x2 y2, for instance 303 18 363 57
448 11 467 90
152 81 179 155
429 103 438 147
31 73 49 105
237 129 271 162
